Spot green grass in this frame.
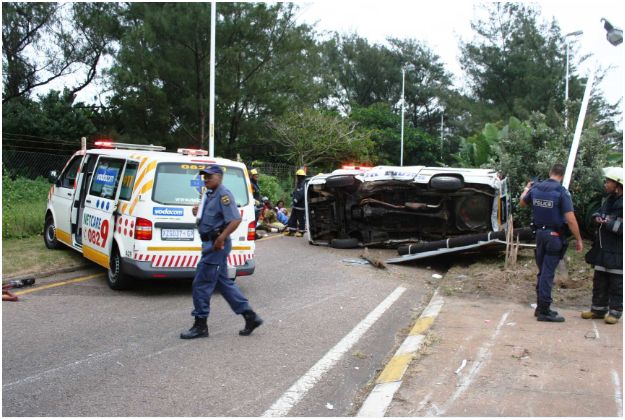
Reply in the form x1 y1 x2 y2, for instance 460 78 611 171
2 175 50 239
2 235 88 278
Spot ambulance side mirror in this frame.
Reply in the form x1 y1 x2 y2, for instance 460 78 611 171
48 170 58 184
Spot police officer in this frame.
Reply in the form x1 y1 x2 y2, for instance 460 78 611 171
284 169 306 237
582 167 623 324
520 163 583 322
181 164 263 339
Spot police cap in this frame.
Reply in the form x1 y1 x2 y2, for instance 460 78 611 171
199 164 223 176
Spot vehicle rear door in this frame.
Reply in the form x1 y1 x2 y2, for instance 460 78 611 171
81 156 126 268
49 155 83 245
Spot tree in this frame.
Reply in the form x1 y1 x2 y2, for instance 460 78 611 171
268 109 373 170
2 2 121 104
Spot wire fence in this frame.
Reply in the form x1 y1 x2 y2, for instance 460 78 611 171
2 149 73 180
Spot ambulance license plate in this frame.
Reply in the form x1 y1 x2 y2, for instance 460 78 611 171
161 229 194 241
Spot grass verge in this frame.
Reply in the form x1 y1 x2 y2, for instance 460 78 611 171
2 235 89 279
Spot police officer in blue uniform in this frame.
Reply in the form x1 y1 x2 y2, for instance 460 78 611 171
520 163 583 322
181 164 263 339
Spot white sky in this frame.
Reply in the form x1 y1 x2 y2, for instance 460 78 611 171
294 0 624 116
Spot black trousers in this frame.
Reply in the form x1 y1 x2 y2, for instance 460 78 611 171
591 270 623 317
287 208 306 232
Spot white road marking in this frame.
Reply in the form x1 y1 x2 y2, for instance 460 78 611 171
592 320 600 339
3 348 123 389
612 369 623 417
427 311 510 416
262 286 407 417
357 381 402 417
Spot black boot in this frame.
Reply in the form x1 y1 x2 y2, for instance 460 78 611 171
534 298 559 317
537 302 565 322
180 317 209 339
239 310 263 336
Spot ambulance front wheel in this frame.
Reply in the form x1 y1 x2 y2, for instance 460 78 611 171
44 214 62 249
108 246 132 290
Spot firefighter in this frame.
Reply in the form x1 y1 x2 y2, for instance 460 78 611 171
520 163 583 322
284 169 307 237
582 167 623 324
181 165 263 339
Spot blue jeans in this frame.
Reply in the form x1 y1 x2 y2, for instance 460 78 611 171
191 261 251 318
534 230 567 304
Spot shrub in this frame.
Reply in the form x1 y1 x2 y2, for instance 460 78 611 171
2 173 50 239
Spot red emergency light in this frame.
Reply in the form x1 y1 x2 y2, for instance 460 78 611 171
95 140 114 148
341 164 373 171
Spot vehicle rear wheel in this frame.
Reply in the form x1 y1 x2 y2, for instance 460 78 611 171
43 214 62 249
325 175 358 188
107 246 133 290
330 237 360 249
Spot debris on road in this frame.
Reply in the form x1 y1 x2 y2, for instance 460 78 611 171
584 331 598 339
454 359 467 375
342 258 369 266
360 248 386 269
432 274 443 279
326 403 334 410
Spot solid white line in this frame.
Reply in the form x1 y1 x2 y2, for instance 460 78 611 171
396 335 425 355
357 381 402 417
592 320 600 339
262 286 407 417
612 369 623 417
428 311 510 416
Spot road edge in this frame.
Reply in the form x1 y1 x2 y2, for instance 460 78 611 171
356 288 444 417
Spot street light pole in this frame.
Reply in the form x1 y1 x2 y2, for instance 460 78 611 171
564 30 583 130
400 64 415 166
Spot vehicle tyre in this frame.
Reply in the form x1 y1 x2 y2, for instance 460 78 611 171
325 175 358 188
330 237 360 249
44 214 62 249
429 175 464 191
108 246 133 290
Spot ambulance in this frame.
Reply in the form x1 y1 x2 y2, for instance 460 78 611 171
44 141 256 290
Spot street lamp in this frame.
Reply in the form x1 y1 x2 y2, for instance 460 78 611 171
601 18 623 46
564 30 583 130
400 63 415 166
563 18 622 189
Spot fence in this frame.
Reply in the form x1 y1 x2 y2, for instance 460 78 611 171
2 149 73 180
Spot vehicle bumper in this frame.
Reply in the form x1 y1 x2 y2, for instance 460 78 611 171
122 258 252 280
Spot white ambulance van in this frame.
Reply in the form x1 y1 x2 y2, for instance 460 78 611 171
44 141 256 290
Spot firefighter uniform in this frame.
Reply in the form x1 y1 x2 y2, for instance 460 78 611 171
285 169 307 237
582 167 623 324
181 165 262 339
523 178 574 322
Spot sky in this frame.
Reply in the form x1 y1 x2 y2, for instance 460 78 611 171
294 0 624 111
51 0 624 125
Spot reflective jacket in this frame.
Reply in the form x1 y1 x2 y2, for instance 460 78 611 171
585 193 623 273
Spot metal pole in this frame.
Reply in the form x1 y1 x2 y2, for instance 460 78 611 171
209 1 216 157
440 111 444 160
400 68 405 167
563 65 596 189
564 41 570 130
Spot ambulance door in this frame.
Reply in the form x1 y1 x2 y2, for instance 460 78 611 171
81 156 126 269
49 155 83 245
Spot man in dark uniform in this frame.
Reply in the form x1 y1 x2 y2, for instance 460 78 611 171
250 169 262 221
181 164 263 339
284 169 307 237
582 167 623 324
520 163 583 322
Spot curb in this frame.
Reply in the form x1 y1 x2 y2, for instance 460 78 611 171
356 288 445 417
3 264 94 283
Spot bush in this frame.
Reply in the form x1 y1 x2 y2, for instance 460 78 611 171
258 173 292 206
2 174 50 239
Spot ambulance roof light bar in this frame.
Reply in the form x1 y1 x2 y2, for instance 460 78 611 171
94 141 166 152
177 148 209 156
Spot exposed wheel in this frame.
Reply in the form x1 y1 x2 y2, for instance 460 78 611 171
330 237 360 249
429 174 464 191
43 214 62 249
107 246 133 290
325 175 358 188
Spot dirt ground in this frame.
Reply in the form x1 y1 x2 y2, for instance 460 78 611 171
434 240 594 309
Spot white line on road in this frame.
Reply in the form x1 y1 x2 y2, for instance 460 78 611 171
3 348 123 389
261 286 407 417
612 369 623 417
592 320 600 339
427 310 510 416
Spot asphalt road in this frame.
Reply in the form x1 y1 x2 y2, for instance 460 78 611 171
2 235 436 416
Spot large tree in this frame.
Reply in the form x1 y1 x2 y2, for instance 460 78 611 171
2 2 121 104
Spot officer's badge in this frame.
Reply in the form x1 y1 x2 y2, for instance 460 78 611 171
221 195 231 205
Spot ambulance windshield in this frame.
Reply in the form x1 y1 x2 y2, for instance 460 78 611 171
153 163 249 207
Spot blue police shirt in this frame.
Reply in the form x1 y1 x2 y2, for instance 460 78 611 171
523 179 574 227
198 184 241 264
